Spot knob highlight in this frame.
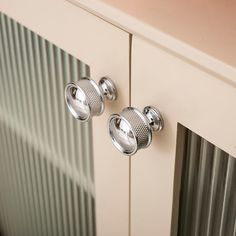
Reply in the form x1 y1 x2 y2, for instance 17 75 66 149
108 106 164 155
65 77 117 122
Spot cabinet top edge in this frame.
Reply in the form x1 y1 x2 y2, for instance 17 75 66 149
68 0 236 85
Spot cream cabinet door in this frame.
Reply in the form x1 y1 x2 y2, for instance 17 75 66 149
0 1 130 236
131 36 236 236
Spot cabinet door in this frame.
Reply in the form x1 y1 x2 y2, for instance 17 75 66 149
0 2 130 236
131 36 236 236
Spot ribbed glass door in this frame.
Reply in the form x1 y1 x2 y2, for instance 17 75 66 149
0 12 96 236
177 127 236 236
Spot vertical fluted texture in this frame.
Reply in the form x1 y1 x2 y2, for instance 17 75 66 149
178 129 236 236
0 12 96 236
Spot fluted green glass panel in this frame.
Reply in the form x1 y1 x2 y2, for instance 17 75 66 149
178 128 236 236
0 12 96 236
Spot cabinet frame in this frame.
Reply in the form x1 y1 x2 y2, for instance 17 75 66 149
1 1 236 235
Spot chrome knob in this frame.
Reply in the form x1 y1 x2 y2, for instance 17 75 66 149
108 106 164 155
65 77 117 122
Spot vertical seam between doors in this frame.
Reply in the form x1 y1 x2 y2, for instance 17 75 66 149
128 33 132 236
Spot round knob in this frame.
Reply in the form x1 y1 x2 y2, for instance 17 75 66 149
108 106 164 155
65 77 117 122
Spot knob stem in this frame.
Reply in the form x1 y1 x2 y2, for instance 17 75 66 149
98 77 117 101
143 106 164 132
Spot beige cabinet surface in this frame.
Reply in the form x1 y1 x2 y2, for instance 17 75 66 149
0 1 236 236
131 36 236 236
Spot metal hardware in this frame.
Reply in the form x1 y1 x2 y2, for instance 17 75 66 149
65 77 117 122
108 106 164 155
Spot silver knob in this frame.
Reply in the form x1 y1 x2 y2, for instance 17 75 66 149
108 106 164 155
65 77 117 122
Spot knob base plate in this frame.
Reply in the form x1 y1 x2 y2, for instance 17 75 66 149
143 106 164 132
99 77 117 101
